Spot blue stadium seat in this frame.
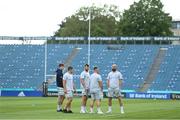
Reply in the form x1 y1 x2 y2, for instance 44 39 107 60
0 44 180 92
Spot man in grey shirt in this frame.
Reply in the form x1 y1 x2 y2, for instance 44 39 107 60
89 67 103 114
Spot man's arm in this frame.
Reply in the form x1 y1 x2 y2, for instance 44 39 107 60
107 79 110 88
119 79 123 87
119 73 123 87
73 80 76 92
107 73 110 88
98 81 103 92
63 80 67 94
80 77 86 88
60 70 63 79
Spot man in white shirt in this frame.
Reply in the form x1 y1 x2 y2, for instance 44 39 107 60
106 64 124 114
80 64 90 113
63 66 76 113
89 67 103 114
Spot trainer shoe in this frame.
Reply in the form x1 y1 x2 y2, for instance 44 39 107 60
62 109 67 113
67 110 73 113
106 110 112 114
97 110 104 114
80 110 86 114
121 110 125 114
57 109 62 112
89 111 94 114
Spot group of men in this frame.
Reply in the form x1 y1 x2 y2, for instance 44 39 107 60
56 63 124 114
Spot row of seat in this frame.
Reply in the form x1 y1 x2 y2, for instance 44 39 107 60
0 44 179 92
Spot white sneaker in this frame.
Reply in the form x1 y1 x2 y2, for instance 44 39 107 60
89 111 94 114
97 110 104 114
121 110 125 114
80 110 86 114
106 110 112 114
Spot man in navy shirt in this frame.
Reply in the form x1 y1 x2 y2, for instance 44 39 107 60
56 63 64 112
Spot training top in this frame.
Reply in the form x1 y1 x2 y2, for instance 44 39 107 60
107 71 123 88
56 68 63 87
90 73 102 93
63 72 74 91
80 71 90 89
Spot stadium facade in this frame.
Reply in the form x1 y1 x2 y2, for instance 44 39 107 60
171 20 180 36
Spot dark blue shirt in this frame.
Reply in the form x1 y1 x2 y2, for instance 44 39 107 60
56 68 63 87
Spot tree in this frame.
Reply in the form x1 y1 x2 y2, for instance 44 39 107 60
54 4 121 37
119 0 173 36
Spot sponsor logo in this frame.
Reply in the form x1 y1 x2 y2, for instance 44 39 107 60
172 94 180 100
18 91 26 97
47 92 59 96
126 93 170 99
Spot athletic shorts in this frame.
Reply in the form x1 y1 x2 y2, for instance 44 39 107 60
57 87 64 96
81 88 89 96
65 90 74 98
107 87 122 98
90 91 101 100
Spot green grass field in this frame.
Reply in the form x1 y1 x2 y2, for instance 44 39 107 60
0 97 180 120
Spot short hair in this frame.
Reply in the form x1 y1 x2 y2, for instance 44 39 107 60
68 66 73 71
59 63 64 67
93 66 98 70
84 64 89 67
112 64 117 67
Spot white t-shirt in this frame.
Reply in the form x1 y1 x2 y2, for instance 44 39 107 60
80 71 90 89
90 73 102 93
107 71 123 88
63 72 73 91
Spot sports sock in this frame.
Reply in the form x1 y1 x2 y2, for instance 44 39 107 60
57 105 61 110
67 107 70 111
84 106 86 111
120 106 124 111
97 107 101 112
81 106 84 111
108 106 112 111
90 107 93 112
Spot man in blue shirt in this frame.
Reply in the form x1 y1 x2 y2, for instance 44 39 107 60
56 63 64 112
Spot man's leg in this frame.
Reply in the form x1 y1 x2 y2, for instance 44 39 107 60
118 96 124 114
96 94 103 114
116 88 124 114
117 96 123 106
60 95 65 106
64 91 74 113
90 94 95 113
57 95 64 111
64 97 73 111
81 95 87 113
106 87 113 113
57 96 61 110
68 98 72 111
57 87 65 111
84 95 88 111
107 97 112 112
96 99 100 112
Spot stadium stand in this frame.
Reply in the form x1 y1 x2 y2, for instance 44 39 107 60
149 45 180 91
0 44 180 92
0 45 44 89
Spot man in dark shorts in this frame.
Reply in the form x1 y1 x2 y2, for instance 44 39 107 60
56 63 65 112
